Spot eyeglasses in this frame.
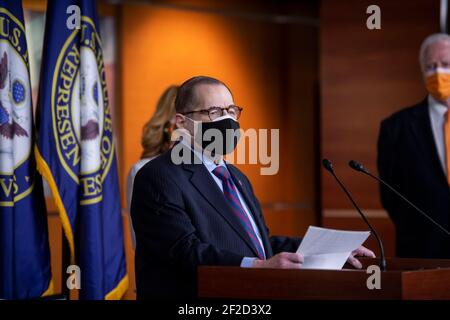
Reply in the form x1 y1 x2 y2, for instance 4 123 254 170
181 105 243 121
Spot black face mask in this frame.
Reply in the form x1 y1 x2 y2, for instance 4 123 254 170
191 116 241 155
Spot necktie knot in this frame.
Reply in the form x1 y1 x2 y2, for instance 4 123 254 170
212 165 231 181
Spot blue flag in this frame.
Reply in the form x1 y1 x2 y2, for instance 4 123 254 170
36 0 128 299
0 0 53 299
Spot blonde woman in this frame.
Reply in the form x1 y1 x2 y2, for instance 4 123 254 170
126 85 178 248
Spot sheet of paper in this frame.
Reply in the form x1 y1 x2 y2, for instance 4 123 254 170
296 226 370 270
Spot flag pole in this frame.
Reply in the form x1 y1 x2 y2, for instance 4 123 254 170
62 233 70 300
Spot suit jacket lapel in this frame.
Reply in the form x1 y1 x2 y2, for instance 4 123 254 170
410 100 448 187
180 149 261 257
227 165 273 258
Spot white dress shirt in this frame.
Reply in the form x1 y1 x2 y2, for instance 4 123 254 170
428 95 448 175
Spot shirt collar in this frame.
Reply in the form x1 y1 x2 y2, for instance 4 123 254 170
428 94 448 116
179 138 225 173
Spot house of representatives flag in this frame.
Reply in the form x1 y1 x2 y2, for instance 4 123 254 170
0 0 52 299
35 0 128 299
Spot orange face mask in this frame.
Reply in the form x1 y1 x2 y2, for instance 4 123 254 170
425 68 450 101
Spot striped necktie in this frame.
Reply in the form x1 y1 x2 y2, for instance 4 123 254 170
212 166 265 259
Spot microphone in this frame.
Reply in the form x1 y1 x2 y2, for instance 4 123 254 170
322 158 387 271
348 160 450 237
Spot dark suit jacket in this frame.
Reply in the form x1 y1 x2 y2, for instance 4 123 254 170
377 99 450 259
130 146 301 299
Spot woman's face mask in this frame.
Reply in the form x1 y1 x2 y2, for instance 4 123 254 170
425 67 450 101
186 114 241 155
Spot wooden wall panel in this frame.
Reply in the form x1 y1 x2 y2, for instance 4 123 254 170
321 0 439 209
320 0 440 257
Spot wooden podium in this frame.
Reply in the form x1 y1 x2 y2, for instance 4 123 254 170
198 258 450 300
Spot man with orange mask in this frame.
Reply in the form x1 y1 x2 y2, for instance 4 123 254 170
378 33 450 259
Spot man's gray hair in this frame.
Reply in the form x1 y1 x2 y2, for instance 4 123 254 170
419 33 450 71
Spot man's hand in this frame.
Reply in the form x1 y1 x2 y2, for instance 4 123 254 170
251 247 374 269
252 252 304 269
346 246 376 269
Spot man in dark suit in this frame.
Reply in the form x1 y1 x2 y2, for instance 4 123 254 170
131 76 374 299
378 33 450 259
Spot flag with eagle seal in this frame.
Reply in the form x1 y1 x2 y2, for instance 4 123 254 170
35 0 128 299
0 0 52 299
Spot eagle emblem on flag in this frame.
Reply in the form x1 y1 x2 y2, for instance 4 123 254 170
0 52 28 140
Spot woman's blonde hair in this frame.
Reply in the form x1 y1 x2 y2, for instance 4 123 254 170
141 85 178 159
